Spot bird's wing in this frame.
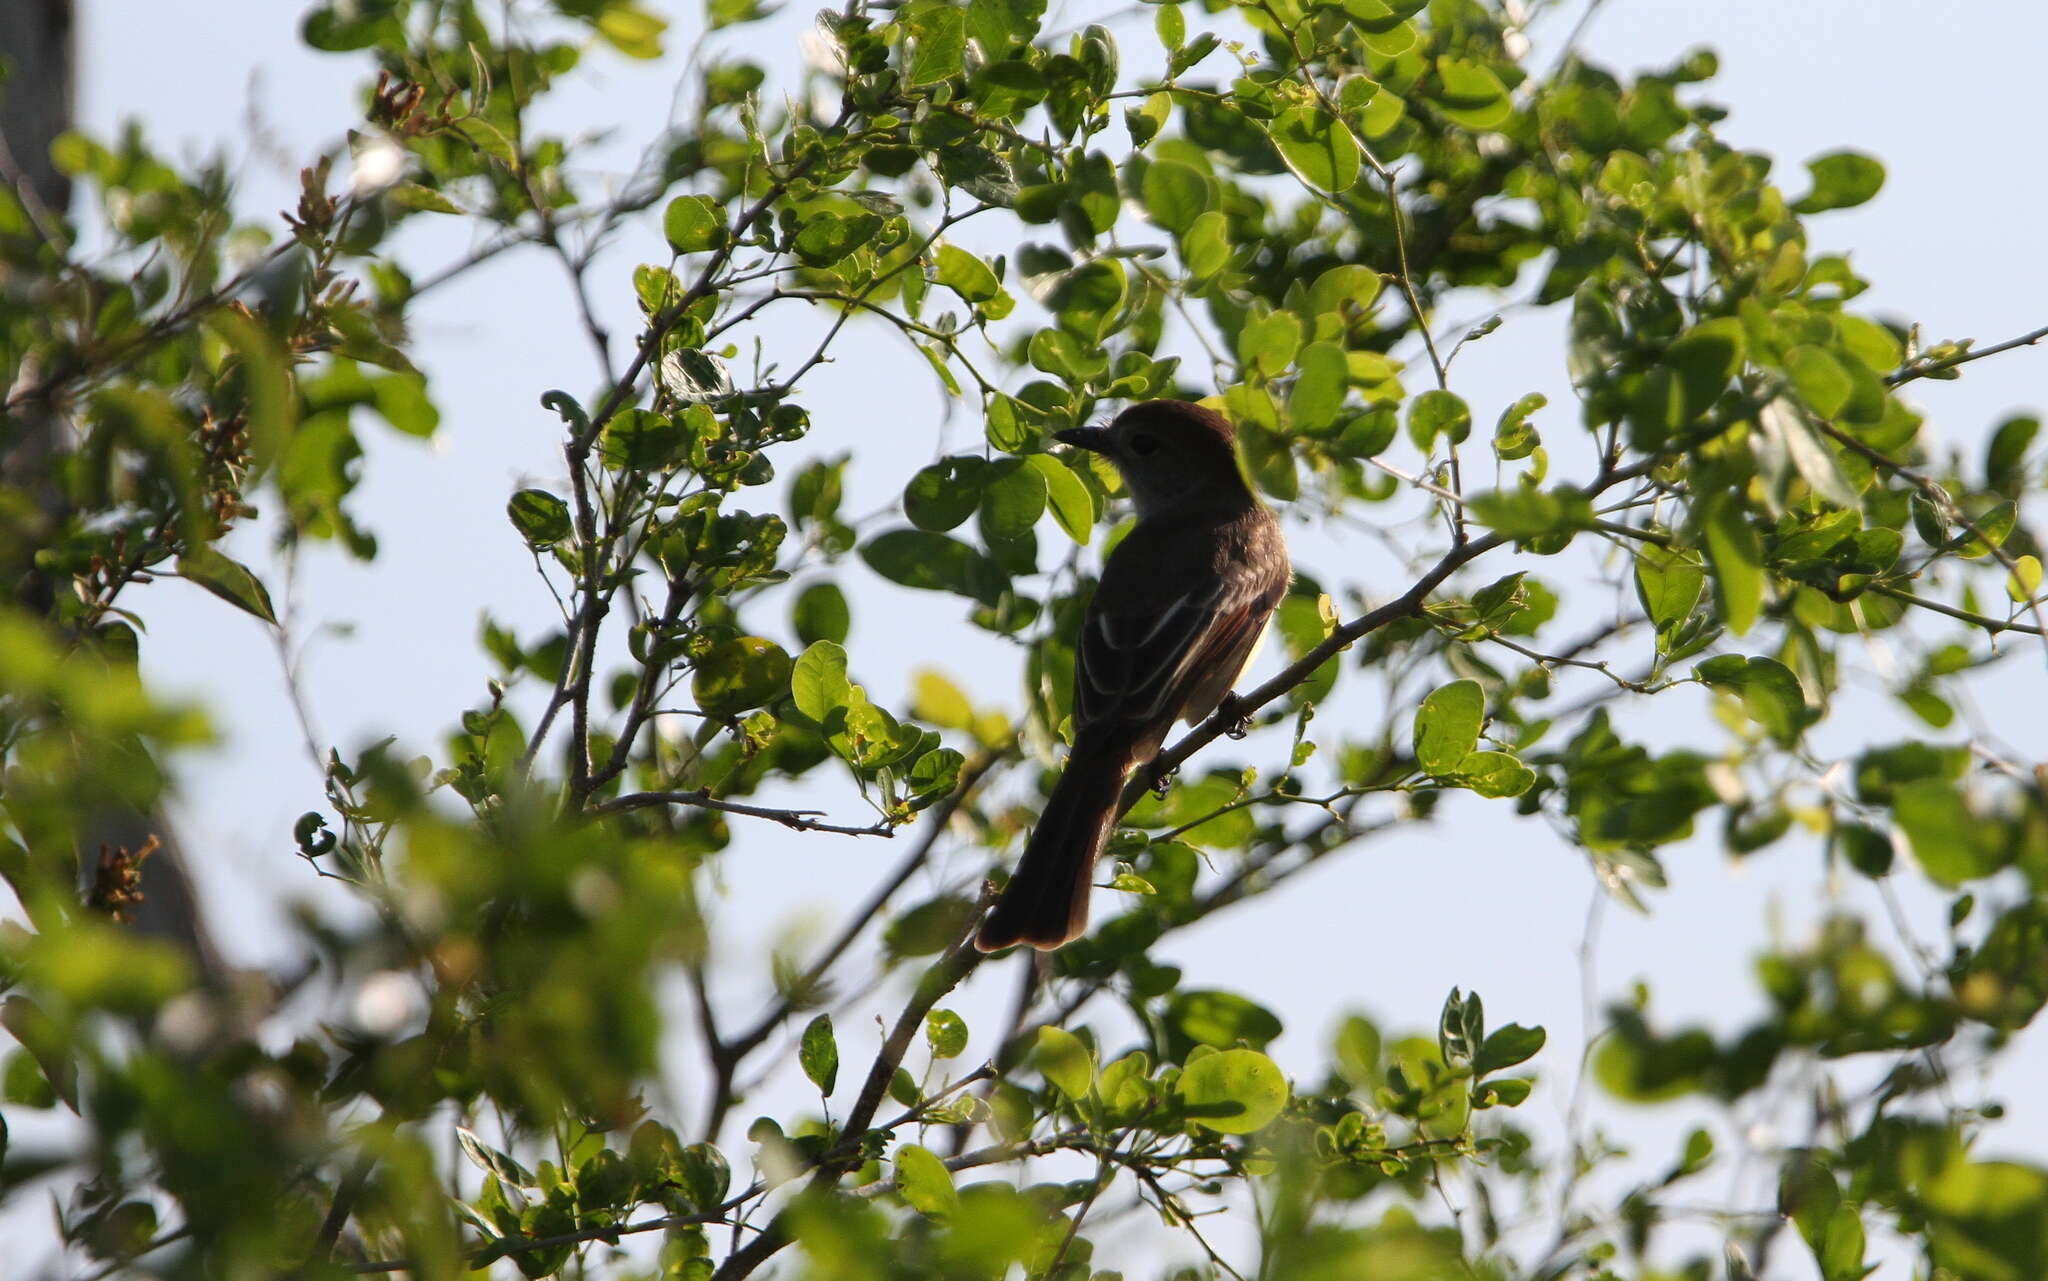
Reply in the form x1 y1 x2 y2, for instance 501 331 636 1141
1072 517 1285 739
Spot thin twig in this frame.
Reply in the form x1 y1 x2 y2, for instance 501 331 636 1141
594 789 896 836
1886 321 2048 387
723 751 1006 1060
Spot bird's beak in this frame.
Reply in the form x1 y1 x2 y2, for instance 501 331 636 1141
1055 426 1114 453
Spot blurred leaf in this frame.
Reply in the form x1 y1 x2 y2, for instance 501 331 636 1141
1475 1024 1545 1075
693 636 792 716
1414 680 1483 774
860 530 1006 605
792 640 851 722
1034 1026 1093 1097
1406 388 1471 448
1168 989 1283 1051
925 1009 968 1059
792 583 851 646
664 195 725 253
800 1014 838 1096
904 457 988 532
507 488 571 549
909 3 967 85
1794 151 1885 213
894 1144 958 1217
1269 107 1359 192
1177 1048 1289 1134
176 548 278 625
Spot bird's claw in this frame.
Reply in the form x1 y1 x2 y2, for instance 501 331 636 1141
1217 694 1253 740
1148 763 1179 798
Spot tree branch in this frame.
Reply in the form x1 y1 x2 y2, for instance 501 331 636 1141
1886 320 2048 387
594 789 895 837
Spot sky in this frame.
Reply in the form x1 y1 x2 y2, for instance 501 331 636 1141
22 0 2048 1273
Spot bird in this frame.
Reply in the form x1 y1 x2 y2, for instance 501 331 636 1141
975 400 1292 952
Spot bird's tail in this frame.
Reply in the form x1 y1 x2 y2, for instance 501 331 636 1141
975 741 1136 952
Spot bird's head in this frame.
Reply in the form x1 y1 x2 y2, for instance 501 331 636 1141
1056 400 1246 518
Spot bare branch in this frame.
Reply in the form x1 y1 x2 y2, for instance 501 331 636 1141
595 789 896 837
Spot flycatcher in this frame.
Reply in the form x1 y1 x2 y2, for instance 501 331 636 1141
975 400 1292 952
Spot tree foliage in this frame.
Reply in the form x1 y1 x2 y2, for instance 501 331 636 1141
2 0 2046 1278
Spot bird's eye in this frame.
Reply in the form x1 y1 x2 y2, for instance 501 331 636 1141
1128 432 1159 456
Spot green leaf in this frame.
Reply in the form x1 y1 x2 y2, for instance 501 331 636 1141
1634 545 1705 636
912 669 973 730
1167 989 1283 1051
1154 3 1183 50
884 895 979 957
793 212 883 267
1786 346 1853 419
507 489 571 549
1048 259 1127 341
1336 407 1398 458
1142 159 1210 235
904 456 987 532
894 1144 958 1217
1167 31 1220 77
2007 554 2043 603
1894 778 1997 885
1659 318 1744 426
1238 422 1299 501
1034 1026 1094 1097
935 244 1000 303
1794 151 1885 214
1700 496 1763 635
925 1009 968 1059
663 195 724 254
1475 1023 1546 1075
692 636 792 716
1433 57 1511 130
1414 679 1483 775
905 747 965 807
1985 414 2039 490
908 2 967 85
1181 210 1230 283
1269 107 1360 193
1477 1076 1532 1108
792 582 850 646
1450 751 1536 799
1125 90 1171 148
1817 1203 1866 1281
860 530 1006 605
1238 312 1303 378
595 4 667 56
1467 487 1594 540
978 458 1047 542
176 548 278 625
1339 0 1428 35
205 307 296 471
1759 397 1859 509
799 1014 838 1096
1308 263 1384 320
1289 342 1349 433
1407 388 1471 448
1493 393 1544 460
1027 453 1095 544
975 60 1049 118
1177 1048 1290 1134
966 0 1044 54
1695 655 1807 746
791 640 851 722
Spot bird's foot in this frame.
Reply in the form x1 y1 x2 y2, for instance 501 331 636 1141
1148 762 1179 798
1217 694 1253 740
